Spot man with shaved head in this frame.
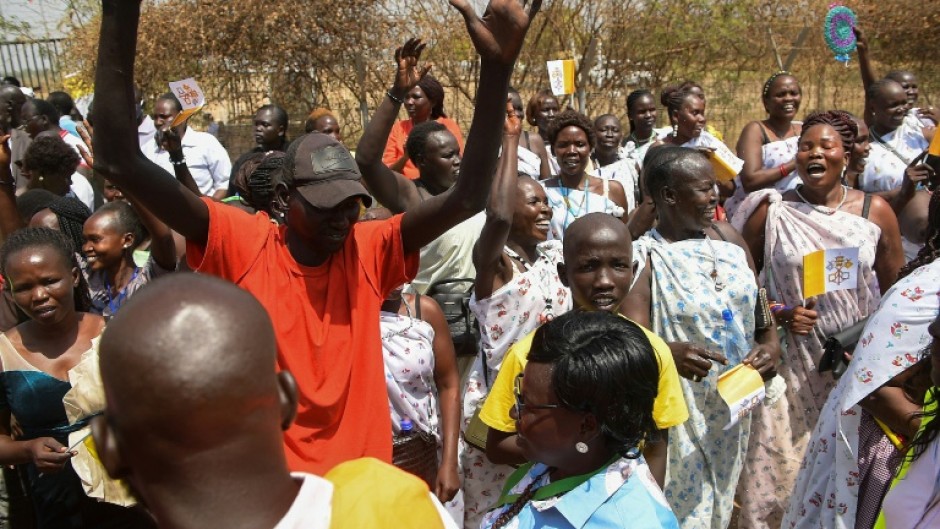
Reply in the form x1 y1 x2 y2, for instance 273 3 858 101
93 274 458 529
478 212 688 488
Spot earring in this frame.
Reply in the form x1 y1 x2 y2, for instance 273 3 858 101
575 442 589 454
37 175 44 183
672 124 677 135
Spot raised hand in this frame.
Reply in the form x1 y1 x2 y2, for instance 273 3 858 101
77 120 95 167
852 26 867 53
393 38 432 94
504 98 522 137
449 0 542 66
0 134 11 168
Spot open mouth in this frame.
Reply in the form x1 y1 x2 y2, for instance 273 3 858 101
782 103 796 113
805 162 826 178
535 219 551 232
562 156 582 169
591 294 619 311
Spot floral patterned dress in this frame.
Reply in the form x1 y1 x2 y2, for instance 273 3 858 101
725 134 800 219
381 301 464 525
459 240 571 528
633 230 758 529
781 259 940 529
730 189 882 529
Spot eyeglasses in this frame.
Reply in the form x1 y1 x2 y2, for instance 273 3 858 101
513 373 561 418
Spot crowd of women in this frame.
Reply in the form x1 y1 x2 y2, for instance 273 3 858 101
0 1 938 528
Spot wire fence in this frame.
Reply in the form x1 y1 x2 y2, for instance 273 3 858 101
0 38 64 97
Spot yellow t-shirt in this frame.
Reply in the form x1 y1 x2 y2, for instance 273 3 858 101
326 458 447 529
478 317 689 433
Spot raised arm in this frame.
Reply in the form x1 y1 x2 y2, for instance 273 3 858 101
472 101 520 300
854 27 877 92
355 39 427 213
92 0 209 245
400 0 542 254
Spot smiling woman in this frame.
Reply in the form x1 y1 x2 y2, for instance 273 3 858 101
459 107 571 527
626 145 777 529
860 79 930 194
727 73 804 218
541 110 629 240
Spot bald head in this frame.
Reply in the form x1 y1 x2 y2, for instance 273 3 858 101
100 274 286 449
561 213 634 312
563 212 632 264
0 85 26 128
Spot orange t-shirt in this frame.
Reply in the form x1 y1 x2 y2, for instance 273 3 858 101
187 199 419 474
382 117 465 180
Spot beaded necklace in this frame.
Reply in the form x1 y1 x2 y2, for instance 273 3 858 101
794 184 847 214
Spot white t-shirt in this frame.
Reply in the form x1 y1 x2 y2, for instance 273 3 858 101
68 172 95 211
141 128 232 195
138 116 156 150
861 122 929 193
273 472 332 529
880 433 940 529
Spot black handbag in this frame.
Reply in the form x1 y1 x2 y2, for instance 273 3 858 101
818 317 869 379
426 278 481 357
392 431 439 488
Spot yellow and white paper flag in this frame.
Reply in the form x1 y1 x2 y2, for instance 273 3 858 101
547 59 576 96
717 364 765 430
803 247 859 299
168 77 206 127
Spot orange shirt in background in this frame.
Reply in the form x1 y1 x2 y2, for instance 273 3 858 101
382 117 465 180
187 199 419 474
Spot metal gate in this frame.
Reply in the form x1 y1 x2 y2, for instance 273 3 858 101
0 38 63 96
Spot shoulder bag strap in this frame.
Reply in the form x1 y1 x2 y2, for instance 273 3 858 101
413 293 422 320
861 193 873 219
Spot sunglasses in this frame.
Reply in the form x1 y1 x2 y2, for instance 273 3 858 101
513 373 561 418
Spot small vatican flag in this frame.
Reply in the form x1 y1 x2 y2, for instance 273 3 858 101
547 59 576 96
803 247 859 299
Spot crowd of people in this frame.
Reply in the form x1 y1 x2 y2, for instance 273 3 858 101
0 1 938 528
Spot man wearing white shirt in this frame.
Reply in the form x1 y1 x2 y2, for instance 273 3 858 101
141 93 231 199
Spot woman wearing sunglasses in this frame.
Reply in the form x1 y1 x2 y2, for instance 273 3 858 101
480 311 679 529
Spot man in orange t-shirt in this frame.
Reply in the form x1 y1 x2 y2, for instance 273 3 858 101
92 0 543 474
